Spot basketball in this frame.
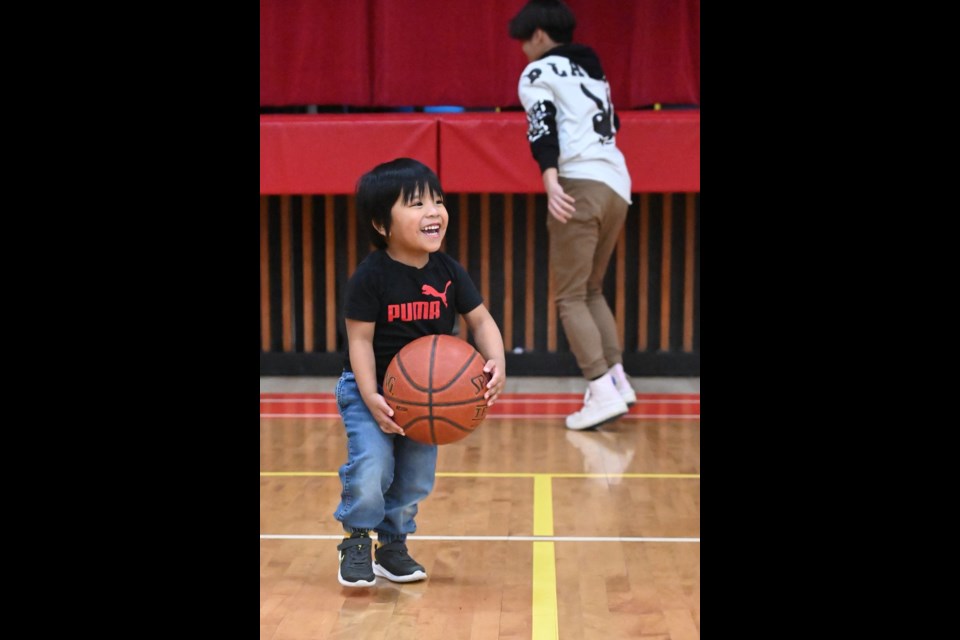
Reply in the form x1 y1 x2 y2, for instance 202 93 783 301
383 334 490 445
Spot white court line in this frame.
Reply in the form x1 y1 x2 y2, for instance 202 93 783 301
260 398 700 405
260 534 699 543
493 398 699 404
259 413 700 420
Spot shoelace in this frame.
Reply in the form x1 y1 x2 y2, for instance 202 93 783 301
343 542 371 569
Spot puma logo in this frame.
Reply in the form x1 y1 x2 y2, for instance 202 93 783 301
421 281 452 307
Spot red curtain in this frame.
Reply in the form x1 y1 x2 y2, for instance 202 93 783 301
259 0 372 106
260 0 700 109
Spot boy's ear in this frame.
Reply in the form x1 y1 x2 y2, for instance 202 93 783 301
373 221 387 238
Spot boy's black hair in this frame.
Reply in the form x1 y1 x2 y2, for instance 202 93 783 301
355 157 445 250
508 0 576 44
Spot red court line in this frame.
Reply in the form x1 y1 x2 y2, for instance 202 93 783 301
260 392 699 401
260 392 700 419
493 392 700 401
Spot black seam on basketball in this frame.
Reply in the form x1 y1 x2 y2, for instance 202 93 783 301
400 416 475 433
382 396 484 408
430 416 475 432
394 354 432 393
428 335 437 444
431 351 481 391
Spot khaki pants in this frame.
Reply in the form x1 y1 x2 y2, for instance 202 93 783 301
547 178 629 380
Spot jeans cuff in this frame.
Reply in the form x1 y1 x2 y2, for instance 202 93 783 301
376 532 406 545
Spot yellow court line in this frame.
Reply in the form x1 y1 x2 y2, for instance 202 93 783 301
260 472 339 477
532 475 559 640
533 475 554 536
259 471 699 479
545 473 699 479
532 541 559 640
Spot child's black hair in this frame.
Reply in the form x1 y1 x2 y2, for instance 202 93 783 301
355 157 445 250
508 0 576 44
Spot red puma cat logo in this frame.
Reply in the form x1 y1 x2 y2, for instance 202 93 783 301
421 281 452 307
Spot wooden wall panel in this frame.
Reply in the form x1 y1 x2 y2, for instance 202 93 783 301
459 193 471 343
638 195 650 352
616 230 626 348
324 196 336 351
525 194 536 353
260 197 271 352
684 194 696 353
503 197 514 351
480 194 491 304
260 192 700 376
660 195 673 352
347 196 358 275
302 197 315 352
280 196 293 352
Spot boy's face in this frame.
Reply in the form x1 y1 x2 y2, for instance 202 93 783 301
383 187 448 261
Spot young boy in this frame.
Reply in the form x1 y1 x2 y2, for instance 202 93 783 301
334 157 506 587
508 0 638 430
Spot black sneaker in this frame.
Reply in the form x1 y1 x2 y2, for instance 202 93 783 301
373 541 427 583
337 532 375 587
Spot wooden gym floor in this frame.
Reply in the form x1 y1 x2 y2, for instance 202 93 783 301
260 376 700 640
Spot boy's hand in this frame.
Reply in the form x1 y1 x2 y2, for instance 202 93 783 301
482 360 506 407
367 393 406 436
543 170 576 223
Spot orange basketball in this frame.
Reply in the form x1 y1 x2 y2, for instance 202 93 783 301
383 334 490 445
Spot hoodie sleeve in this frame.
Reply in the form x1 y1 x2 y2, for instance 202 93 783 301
517 69 560 174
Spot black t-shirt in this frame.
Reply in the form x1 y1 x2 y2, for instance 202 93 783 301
342 250 483 384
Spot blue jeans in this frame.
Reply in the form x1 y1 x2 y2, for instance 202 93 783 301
333 371 438 543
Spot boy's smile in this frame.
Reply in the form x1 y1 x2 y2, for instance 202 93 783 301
383 188 448 267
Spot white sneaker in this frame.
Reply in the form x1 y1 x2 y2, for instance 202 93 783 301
565 374 629 430
608 363 637 406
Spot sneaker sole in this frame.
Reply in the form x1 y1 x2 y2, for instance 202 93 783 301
338 568 375 588
565 410 628 431
373 562 427 583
